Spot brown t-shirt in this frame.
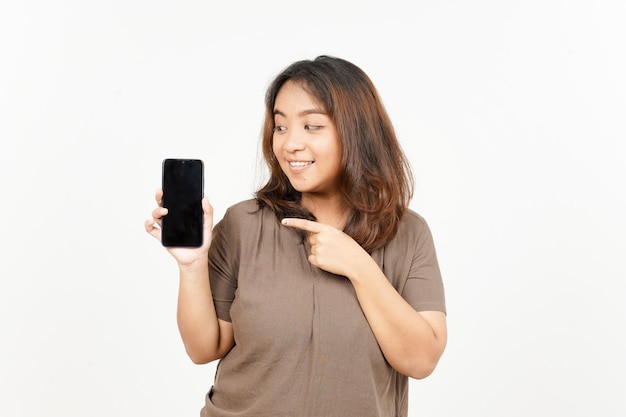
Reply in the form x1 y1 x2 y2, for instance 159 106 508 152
202 199 446 417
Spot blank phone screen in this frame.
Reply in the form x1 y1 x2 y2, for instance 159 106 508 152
161 159 204 247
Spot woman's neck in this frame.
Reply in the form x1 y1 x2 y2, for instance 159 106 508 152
301 193 348 229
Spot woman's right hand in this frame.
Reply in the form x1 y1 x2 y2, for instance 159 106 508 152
144 188 214 267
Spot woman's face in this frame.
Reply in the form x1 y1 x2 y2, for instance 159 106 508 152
272 81 343 197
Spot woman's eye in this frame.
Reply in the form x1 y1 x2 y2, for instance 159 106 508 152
273 125 286 132
304 125 322 130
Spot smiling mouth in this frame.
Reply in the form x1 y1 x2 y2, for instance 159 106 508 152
289 161 314 168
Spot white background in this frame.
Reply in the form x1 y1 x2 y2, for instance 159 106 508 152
1 1 625 416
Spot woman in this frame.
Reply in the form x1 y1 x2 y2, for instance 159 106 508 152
146 55 447 417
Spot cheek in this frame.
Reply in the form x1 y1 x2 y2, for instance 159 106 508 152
330 150 344 178
272 140 288 171
320 142 343 170
271 136 282 157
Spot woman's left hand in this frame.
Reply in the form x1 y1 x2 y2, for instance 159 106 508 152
281 218 369 278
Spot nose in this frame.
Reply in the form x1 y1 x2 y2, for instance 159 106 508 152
282 130 306 153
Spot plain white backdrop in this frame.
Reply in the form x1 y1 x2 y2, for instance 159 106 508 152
1 1 625 416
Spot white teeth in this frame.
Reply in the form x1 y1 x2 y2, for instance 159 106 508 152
289 161 313 167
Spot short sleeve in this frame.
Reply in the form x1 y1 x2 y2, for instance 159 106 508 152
209 208 239 322
401 216 446 314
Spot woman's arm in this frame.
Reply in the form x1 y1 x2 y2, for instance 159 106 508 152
146 190 234 364
281 218 446 379
347 256 446 379
176 259 234 364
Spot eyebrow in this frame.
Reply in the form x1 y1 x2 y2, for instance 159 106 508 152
273 108 327 117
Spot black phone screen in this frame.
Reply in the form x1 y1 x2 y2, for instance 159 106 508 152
161 158 204 247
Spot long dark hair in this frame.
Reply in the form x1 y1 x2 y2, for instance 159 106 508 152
256 55 414 252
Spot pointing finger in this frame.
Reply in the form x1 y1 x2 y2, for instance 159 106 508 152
281 218 323 233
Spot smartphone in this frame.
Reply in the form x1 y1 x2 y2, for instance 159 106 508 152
161 158 204 247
